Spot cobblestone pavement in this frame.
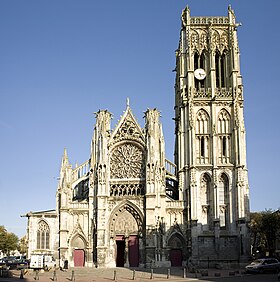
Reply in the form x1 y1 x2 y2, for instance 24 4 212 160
0 267 246 282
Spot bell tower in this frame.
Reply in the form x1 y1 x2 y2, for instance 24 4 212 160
174 6 250 263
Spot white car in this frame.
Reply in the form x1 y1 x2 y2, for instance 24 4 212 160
245 258 280 273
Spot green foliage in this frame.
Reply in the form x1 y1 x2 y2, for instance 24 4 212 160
18 236 28 254
249 210 280 257
0 225 19 255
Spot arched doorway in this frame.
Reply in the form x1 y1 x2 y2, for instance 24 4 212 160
110 205 142 267
115 235 139 267
71 235 86 267
168 234 184 267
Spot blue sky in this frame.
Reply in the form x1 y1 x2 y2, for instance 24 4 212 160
0 1 279 238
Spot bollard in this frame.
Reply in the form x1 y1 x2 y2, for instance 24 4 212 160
20 269 24 279
167 268 170 279
71 270 75 281
150 268 154 279
53 270 57 281
113 270 117 281
132 269 135 280
183 267 186 278
35 269 39 280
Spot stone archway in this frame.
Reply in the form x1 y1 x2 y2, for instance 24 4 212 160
109 203 143 267
168 234 184 267
71 235 86 267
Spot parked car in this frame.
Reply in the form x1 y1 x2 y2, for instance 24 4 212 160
0 260 7 269
15 259 29 270
245 258 280 273
0 256 29 270
0 256 16 270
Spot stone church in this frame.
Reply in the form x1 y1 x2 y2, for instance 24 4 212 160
24 6 250 268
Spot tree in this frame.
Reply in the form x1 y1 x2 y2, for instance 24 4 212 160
249 212 265 256
0 225 7 253
249 210 280 257
261 210 280 256
18 236 28 255
0 225 19 256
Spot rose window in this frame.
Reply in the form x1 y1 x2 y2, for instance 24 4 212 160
110 144 145 179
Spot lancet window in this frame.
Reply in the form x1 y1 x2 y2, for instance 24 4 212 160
196 110 210 164
218 173 229 229
200 173 213 230
215 50 227 88
217 109 231 164
37 220 50 250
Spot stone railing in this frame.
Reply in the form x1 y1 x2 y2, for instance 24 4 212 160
193 88 211 99
166 200 185 209
215 87 233 99
165 159 176 177
190 17 229 25
72 160 90 182
69 202 89 210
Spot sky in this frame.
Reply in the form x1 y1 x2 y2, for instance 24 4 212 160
0 0 279 238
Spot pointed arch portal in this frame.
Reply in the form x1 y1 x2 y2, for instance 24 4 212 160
110 203 142 267
71 235 86 267
168 234 184 267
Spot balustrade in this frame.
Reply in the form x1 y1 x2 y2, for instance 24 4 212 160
72 160 90 181
190 17 229 25
166 200 184 209
69 202 89 210
193 88 211 99
165 159 176 176
215 87 233 99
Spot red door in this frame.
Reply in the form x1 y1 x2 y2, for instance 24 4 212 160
73 249 85 267
128 236 139 267
170 249 182 266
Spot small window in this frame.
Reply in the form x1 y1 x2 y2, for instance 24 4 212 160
222 136 227 156
201 136 205 157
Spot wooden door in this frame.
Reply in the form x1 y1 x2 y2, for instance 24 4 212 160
73 249 85 267
128 236 139 267
170 249 182 267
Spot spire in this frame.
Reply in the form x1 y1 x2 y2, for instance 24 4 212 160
62 148 69 166
181 5 190 27
59 148 70 178
126 97 130 108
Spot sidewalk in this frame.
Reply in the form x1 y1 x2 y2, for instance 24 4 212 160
0 267 245 282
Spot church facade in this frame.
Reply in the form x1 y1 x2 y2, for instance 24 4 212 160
24 6 250 268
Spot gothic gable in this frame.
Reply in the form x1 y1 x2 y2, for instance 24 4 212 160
68 220 88 248
109 106 145 146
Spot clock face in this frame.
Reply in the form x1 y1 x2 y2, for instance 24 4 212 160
194 68 206 80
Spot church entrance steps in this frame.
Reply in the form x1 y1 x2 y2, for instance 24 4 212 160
5 267 246 282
